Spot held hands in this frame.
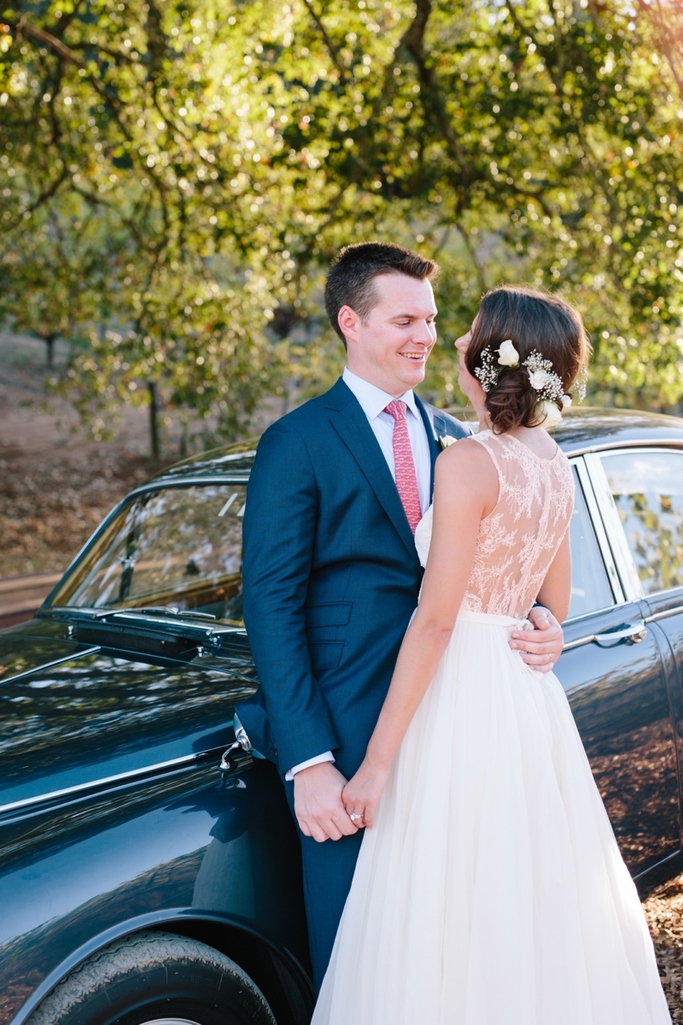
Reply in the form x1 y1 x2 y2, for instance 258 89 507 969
341 757 391 830
509 606 564 673
293 761 361 843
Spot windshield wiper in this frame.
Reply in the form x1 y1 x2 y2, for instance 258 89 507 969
125 606 218 622
43 605 217 622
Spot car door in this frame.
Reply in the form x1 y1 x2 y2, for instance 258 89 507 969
555 456 681 881
596 446 683 867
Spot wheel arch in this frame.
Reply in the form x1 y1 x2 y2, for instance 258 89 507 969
12 909 314 1025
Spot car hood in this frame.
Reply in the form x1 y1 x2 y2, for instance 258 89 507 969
0 619 258 810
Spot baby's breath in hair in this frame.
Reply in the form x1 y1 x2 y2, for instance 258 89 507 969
474 348 499 393
523 352 564 402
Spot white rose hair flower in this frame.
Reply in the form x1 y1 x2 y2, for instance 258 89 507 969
497 339 520 366
536 399 564 428
528 368 552 391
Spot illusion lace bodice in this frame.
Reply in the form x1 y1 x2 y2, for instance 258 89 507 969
414 430 574 619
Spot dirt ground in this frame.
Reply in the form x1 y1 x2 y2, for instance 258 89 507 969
1 330 683 1012
644 874 683 1019
0 331 157 577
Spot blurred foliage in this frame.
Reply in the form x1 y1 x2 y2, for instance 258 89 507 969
1 0 683 452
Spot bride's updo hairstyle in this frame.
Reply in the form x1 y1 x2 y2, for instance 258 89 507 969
465 286 590 435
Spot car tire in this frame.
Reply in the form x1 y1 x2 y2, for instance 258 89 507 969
27 931 277 1025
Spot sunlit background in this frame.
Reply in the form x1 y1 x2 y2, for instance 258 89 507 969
1 0 683 553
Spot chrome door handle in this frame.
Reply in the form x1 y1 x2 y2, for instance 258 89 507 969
219 741 253 775
593 621 648 647
219 714 254 775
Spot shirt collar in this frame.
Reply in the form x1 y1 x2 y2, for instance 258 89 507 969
343 367 420 421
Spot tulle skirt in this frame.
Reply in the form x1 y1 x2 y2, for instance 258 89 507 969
312 610 671 1025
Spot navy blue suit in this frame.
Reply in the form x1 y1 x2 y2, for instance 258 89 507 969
240 377 469 987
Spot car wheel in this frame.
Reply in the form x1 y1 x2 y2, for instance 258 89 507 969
27 931 277 1025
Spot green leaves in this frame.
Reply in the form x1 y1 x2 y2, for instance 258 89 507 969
2 0 683 454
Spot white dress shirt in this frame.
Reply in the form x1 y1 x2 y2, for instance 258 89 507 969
286 368 432 780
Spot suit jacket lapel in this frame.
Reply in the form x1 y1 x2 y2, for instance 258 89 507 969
415 394 441 496
325 379 420 564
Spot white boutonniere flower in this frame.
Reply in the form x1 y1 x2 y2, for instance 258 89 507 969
439 435 458 450
497 339 520 366
537 400 563 428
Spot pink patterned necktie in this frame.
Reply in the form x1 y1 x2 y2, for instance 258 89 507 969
384 399 422 534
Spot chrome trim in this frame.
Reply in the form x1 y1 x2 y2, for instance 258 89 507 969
583 452 643 602
633 846 683 882
0 647 100 684
563 438 683 459
125 475 250 500
645 605 683 624
0 747 224 818
572 457 624 606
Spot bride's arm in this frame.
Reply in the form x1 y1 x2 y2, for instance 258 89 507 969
342 440 498 827
536 531 572 624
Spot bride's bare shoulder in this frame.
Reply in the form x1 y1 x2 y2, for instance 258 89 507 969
437 435 495 466
435 436 499 498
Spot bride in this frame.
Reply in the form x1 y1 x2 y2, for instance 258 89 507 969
311 286 671 1025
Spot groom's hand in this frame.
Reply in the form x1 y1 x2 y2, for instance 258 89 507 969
509 607 564 674
293 762 360 843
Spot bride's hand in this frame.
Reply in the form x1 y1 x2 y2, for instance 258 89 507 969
342 759 391 829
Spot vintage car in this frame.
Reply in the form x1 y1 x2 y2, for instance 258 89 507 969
2 407 683 1025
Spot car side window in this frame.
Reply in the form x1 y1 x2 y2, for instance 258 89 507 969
567 466 615 620
600 450 683 596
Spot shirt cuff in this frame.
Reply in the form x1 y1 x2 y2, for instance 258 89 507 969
285 751 335 782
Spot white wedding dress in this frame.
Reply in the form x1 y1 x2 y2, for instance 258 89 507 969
312 430 671 1025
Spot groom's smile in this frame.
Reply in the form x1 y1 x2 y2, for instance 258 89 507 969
339 272 438 398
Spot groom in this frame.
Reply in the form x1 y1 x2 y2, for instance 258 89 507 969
241 242 564 989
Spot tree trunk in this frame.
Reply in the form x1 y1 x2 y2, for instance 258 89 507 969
179 417 188 459
148 380 160 461
45 333 58 369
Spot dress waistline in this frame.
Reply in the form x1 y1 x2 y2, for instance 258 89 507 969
457 609 532 630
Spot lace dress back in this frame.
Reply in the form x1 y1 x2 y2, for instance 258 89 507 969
414 430 574 619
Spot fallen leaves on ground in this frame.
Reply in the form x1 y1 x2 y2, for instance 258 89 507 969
644 873 683 1020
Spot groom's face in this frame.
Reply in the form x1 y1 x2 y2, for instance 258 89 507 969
341 272 437 397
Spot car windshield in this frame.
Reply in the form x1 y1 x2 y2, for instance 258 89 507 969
47 483 246 625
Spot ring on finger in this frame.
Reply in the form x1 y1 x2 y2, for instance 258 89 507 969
349 811 364 823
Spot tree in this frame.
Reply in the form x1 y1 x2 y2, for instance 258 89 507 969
1 0 683 439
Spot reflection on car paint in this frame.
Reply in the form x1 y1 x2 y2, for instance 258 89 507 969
0 650 257 807
0 761 307 1024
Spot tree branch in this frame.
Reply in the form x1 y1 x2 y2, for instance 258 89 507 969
301 0 347 85
13 17 86 68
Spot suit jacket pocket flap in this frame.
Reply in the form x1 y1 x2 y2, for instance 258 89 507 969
305 601 353 628
309 641 344 673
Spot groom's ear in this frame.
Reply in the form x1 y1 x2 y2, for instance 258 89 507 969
338 304 360 347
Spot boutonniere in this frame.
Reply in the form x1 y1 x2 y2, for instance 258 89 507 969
439 435 458 450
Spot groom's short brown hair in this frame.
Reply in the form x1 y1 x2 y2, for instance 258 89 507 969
325 242 438 345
